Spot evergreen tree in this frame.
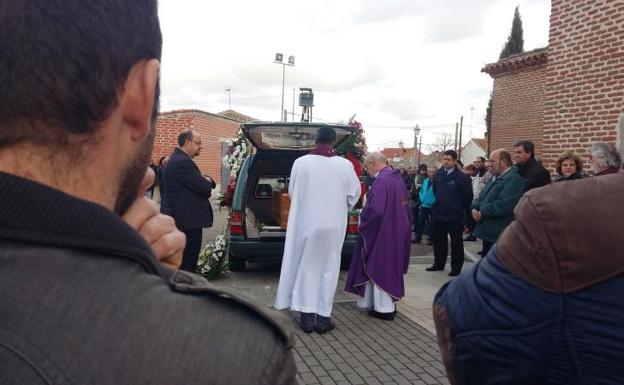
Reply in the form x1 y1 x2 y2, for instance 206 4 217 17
499 6 525 59
486 7 525 156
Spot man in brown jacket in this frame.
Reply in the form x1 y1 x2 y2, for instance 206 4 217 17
0 1 296 384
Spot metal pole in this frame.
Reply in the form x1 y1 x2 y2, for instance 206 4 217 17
412 125 419 168
454 123 459 151
458 115 464 161
417 136 422 165
280 64 285 121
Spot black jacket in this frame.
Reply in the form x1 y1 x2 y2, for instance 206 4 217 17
161 148 216 230
0 172 296 385
433 166 473 223
516 158 551 191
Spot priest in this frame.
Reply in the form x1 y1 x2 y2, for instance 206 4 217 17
274 126 361 334
345 152 411 320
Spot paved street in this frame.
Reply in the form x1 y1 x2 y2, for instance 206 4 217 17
204 202 481 384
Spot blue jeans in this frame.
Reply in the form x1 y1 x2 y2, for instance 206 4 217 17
415 206 432 241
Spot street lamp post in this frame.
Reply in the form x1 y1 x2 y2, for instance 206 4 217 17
398 140 404 167
412 125 421 168
274 53 295 122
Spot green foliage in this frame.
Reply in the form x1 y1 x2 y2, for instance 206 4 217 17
499 6 525 59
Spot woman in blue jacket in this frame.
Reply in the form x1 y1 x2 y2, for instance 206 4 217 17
414 168 436 243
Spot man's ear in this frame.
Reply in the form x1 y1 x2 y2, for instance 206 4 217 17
121 59 160 141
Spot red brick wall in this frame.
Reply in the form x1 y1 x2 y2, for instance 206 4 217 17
490 64 547 156
542 0 624 170
152 110 242 185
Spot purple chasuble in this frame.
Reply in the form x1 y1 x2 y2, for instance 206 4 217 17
309 144 335 157
345 167 411 300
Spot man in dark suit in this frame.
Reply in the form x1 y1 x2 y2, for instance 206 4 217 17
426 150 473 277
162 129 216 272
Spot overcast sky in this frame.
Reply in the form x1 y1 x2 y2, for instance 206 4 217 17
158 0 551 152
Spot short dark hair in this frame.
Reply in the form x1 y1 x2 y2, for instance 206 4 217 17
513 140 535 158
178 130 195 147
499 150 513 166
443 150 458 160
0 0 162 149
316 126 336 145
418 163 428 171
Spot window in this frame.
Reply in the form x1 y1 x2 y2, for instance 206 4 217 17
254 175 289 199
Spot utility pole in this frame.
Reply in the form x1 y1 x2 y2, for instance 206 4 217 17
454 123 459 151
458 115 464 161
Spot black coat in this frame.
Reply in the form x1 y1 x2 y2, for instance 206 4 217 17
432 166 473 224
161 148 216 230
516 158 551 191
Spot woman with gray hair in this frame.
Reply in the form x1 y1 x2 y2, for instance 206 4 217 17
589 142 622 176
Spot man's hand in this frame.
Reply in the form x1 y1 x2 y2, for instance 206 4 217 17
471 209 482 222
122 167 185 270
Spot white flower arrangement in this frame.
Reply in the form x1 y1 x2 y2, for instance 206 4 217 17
196 232 229 280
222 129 251 178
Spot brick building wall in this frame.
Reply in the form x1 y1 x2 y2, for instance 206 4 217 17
541 0 624 169
488 58 548 156
152 110 246 185
483 1 624 171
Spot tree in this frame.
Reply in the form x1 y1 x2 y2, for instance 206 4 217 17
486 6 525 157
427 133 454 153
499 6 525 59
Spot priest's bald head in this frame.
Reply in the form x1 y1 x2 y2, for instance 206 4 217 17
316 126 336 145
364 152 387 176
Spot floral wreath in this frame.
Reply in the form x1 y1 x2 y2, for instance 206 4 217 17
217 128 251 207
196 232 228 280
334 116 367 162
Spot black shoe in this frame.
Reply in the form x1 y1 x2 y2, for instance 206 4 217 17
300 313 315 334
426 266 444 272
368 310 396 321
448 271 461 277
464 235 477 242
315 320 335 334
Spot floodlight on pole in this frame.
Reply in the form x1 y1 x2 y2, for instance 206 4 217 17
274 53 295 122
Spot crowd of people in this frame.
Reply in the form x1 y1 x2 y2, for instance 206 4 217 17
395 140 623 276
1 1 623 384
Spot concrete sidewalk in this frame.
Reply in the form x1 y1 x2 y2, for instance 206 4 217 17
205 202 483 384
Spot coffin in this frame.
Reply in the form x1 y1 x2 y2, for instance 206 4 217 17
271 191 291 230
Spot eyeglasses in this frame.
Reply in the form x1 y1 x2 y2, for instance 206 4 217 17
191 139 201 145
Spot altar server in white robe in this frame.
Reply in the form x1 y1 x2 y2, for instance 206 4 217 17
274 126 361 334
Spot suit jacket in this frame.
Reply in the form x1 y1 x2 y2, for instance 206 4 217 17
472 167 524 243
432 166 473 224
161 148 216 230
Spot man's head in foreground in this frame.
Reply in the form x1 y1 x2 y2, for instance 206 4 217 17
0 0 162 215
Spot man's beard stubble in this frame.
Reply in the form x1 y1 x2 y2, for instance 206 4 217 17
114 80 160 215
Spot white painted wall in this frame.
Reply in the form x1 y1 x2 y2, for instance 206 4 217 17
461 140 487 165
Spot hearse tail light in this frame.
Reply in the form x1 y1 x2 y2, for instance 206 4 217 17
347 213 359 234
230 210 243 236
